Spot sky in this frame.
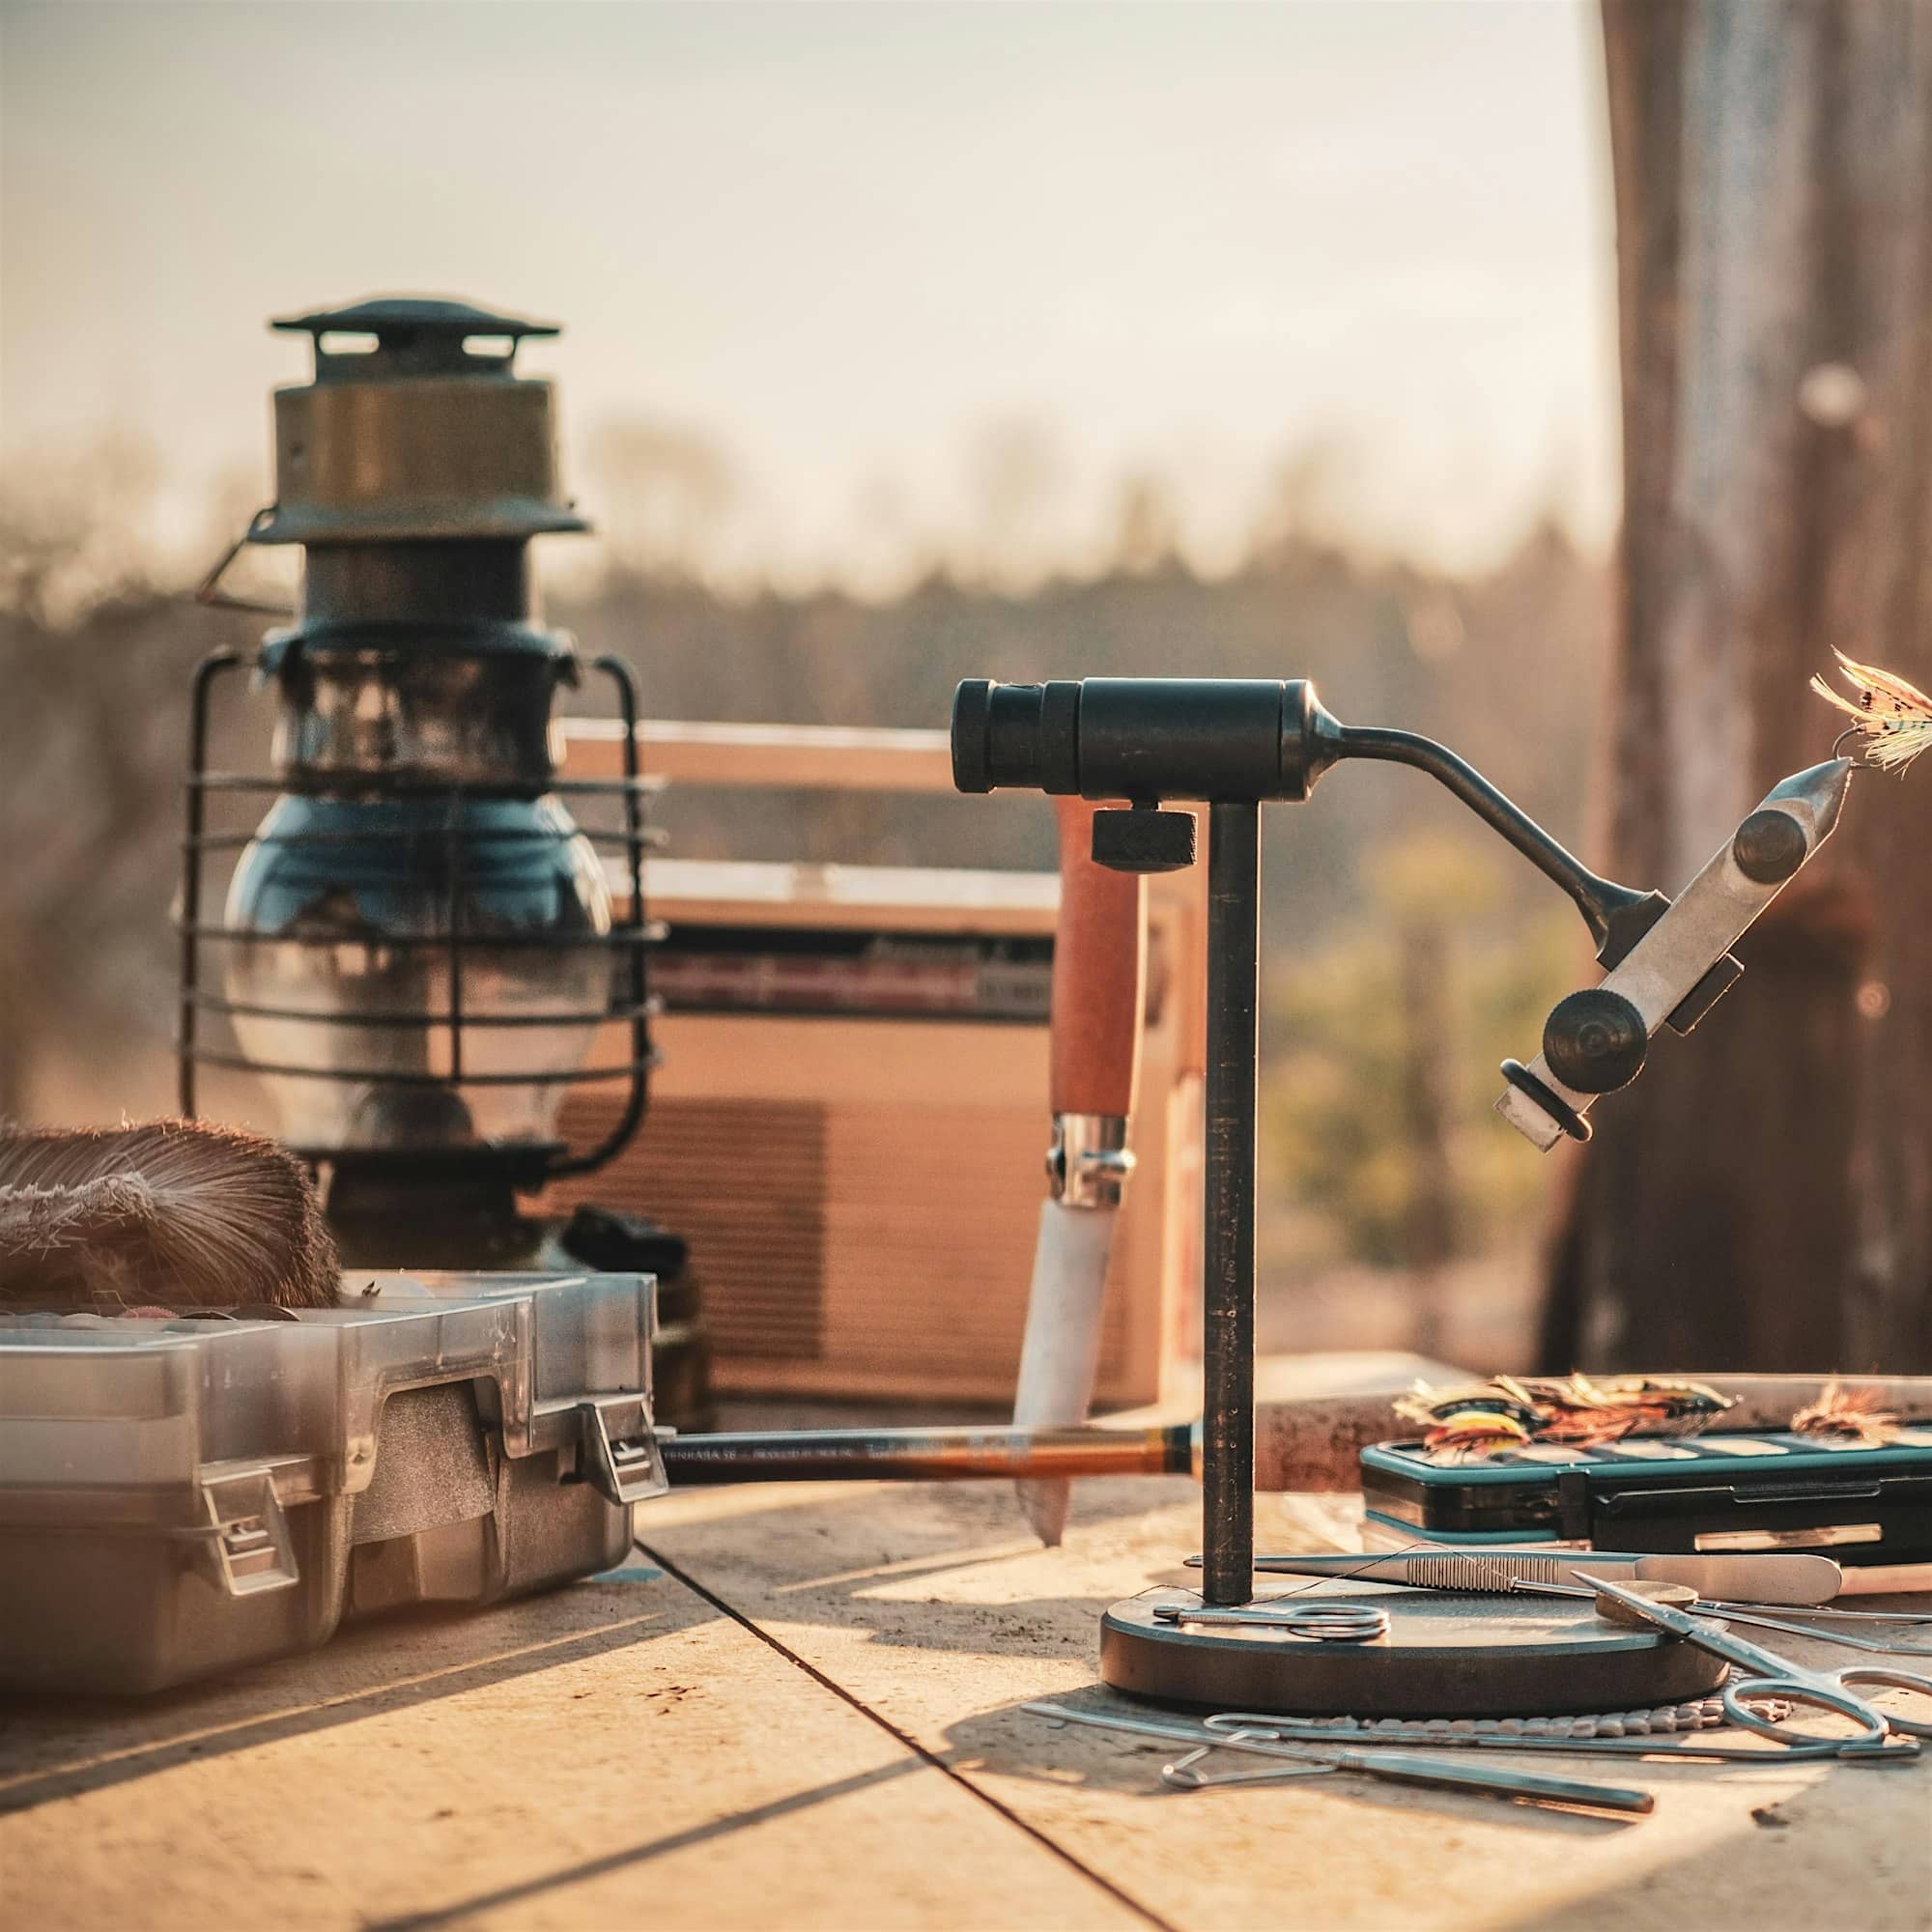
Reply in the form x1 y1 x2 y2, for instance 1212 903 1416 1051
1 1 1619 595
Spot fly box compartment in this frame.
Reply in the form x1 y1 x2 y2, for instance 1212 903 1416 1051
0 1270 668 1694
1360 1430 1932 1576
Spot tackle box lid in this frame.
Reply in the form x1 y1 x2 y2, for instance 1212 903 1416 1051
0 1269 663 1526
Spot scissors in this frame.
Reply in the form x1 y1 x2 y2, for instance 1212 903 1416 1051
1574 1571 1932 1751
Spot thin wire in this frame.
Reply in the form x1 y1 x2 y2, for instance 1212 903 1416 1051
1183 1537 1443 1602
1161 1729 1335 1789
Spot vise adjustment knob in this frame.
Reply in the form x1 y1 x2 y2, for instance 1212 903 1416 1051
1092 807 1196 874
1542 987 1649 1094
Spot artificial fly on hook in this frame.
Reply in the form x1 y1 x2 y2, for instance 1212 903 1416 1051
1395 1375 1735 1463
1790 1379 1904 1448
1810 649 1932 771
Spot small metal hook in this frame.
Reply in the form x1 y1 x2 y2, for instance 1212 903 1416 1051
1834 724 1880 768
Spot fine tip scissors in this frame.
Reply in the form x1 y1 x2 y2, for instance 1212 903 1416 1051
1572 1570 1932 1751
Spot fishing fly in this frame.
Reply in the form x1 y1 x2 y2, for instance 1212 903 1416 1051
1395 1375 1735 1463
1790 1379 1904 1448
1810 650 1932 771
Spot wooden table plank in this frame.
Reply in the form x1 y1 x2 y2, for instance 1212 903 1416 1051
639 1473 1932 1932
0 1553 1149 1932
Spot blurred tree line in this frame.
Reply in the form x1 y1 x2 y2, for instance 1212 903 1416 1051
0 429 1606 1287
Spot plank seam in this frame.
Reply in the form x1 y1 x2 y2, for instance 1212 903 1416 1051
636 1539 1182 1932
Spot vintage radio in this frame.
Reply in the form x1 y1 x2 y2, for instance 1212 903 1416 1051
546 722 1203 1407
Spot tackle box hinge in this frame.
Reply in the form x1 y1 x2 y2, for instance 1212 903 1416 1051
577 1398 669 1508
194 1468 300 1598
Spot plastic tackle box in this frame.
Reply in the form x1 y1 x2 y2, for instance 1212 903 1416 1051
0 1270 668 1693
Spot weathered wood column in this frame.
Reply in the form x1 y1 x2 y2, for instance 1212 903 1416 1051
1547 0 1932 1371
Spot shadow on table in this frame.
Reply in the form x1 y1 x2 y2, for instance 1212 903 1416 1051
1484 1762 1932 1932
343 1688 1634 1932
636 1477 1355 1664
643 1534 1146 1663
0 1581 683 1817
360 1756 927 1932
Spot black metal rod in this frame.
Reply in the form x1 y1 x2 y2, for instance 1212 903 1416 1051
181 824 667 854
184 773 665 798
551 654 656 1179
1336 725 1648 952
444 789 467 1083
175 923 666 950
180 993 658 1029
1202 800 1260 1606
180 1051 655 1088
178 651 242 1117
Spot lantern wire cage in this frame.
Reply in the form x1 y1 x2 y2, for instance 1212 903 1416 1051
176 647 663 1189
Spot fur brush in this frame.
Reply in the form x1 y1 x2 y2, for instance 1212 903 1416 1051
0 1120 338 1312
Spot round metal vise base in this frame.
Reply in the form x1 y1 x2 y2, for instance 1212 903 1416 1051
1099 1586 1729 1719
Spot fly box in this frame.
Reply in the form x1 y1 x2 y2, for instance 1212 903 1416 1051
1360 1430 1932 1580
0 1269 668 1694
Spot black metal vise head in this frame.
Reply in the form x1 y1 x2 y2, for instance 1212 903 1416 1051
952 677 1348 807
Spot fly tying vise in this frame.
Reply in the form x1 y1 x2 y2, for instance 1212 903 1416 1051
956 669 1932 1734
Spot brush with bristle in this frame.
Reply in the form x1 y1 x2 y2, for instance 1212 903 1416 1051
0 1120 338 1314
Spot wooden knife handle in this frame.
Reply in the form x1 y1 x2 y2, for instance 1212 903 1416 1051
1049 798 1147 1119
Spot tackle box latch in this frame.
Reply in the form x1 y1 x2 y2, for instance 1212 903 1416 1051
193 1469 300 1597
577 1398 670 1507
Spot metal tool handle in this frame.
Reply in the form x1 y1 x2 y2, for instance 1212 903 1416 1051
1335 1747 1655 1815
1721 1664 1932 1743
1721 1675 1889 1748
1832 1667 1932 1737
1151 1600 1392 1640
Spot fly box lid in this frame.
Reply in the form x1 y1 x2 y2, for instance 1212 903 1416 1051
0 1270 666 1694
1361 1430 1932 1572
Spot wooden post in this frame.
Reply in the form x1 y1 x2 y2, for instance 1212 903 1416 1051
1546 0 1932 1371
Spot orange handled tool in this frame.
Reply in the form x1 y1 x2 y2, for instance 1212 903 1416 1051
1048 797 1146 1124
1012 798 1148 1544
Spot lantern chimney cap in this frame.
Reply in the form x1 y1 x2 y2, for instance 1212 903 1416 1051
272 297 560 382
253 294 586 544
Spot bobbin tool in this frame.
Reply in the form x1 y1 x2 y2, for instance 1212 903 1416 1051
952 675 1856 1710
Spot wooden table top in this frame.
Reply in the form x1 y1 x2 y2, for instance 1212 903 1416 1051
4 1432 1929 1931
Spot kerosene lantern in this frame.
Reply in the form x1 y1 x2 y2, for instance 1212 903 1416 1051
179 297 707 1418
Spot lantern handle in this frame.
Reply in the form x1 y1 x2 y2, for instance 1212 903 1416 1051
192 506 296 617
